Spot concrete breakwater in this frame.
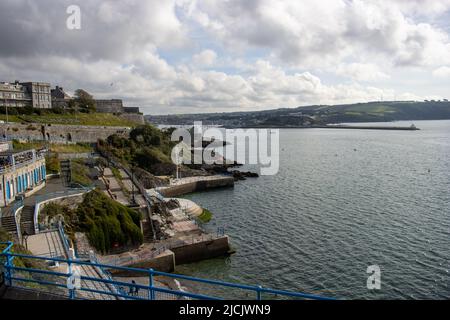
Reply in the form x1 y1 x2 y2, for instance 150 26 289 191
319 124 420 131
104 235 231 274
156 175 235 198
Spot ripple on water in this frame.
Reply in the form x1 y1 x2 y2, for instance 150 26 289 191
182 121 450 299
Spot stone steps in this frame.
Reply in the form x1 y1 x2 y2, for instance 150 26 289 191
142 219 154 243
20 206 35 236
0 216 17 233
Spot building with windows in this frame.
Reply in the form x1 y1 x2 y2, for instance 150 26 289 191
0 147 47 208
94 99 125 113
51 86 73 109
0 81 51 109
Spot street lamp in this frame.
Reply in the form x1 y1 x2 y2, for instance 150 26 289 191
22 230 30 250
131 170 136 205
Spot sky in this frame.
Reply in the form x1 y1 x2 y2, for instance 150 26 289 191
1 0 450 115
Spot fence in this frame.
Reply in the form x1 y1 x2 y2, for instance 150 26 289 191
0 241 335 301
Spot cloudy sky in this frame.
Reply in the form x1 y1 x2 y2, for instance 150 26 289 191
1 0 450 115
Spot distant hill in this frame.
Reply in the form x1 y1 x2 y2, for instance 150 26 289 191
147 101 450 127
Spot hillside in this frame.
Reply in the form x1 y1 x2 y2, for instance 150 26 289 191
147 101 450 127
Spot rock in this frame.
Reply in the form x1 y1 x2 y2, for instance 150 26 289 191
132 167 169 188
230 170 259 181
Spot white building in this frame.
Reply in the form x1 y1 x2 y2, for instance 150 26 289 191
0 81 52 109
0 146 47 207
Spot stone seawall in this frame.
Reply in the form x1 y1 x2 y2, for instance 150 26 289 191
157 176 234 198
110 250 176 275
171 236 231 265
3 123 130 143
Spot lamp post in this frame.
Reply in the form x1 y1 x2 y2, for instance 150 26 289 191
3 96 8 141
22 230 29 250
131 170 136 205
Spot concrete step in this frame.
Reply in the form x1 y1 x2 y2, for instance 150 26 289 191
1 216 17 233
142 220 154 242
20 206 36 235
0 224 17 233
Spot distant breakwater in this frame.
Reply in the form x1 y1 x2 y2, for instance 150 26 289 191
231 125 420 131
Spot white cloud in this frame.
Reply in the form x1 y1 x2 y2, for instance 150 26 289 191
1 0 449 113
336 63 390 82
180 0 450 68
192 49 218 67
432 66 450 78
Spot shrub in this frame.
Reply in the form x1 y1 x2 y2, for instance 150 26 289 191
77 190 143 253
45 154 60 174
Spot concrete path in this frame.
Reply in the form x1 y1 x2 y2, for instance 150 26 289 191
26 230 66 258
77 264 118 300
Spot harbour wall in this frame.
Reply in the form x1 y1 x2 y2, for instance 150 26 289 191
107 236 231 274
157 177 234 198
111 250 176 275
170 236 231 265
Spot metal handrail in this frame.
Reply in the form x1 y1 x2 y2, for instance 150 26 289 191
0 241 335 301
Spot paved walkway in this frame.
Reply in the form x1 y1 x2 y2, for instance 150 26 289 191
26 230 66 258
23 177 71 207
102 168 130 206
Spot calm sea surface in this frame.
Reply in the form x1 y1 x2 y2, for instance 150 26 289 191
177 120 450 299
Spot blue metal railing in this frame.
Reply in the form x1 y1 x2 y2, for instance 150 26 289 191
0 241 335 301
57 221 71 257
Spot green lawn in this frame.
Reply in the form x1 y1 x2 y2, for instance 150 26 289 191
1 112 137 127
0 114 22 122
13 141 93 154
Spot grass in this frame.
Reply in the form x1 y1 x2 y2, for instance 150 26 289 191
198 208 213 223
12 140 93 154
46 154 60 174
0 114 22 122
1 112 137 127
50 143 93 153
111 167 130 198
71 159 93 187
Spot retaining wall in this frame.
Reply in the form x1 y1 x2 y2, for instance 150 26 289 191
171 236 231 265
158 177 234 198
110 250 176 275
3 123 130 143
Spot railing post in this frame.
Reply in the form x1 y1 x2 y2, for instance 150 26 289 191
148 268 155 300
256 286 263 300
4 247 12 287
67 260 76 300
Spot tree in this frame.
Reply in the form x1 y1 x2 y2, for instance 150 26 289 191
74 89 96 113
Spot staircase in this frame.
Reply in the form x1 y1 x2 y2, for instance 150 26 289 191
1 214 18 234
141 219 154 243
0 212 19 243
60 160 71 186
20 206 35 236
